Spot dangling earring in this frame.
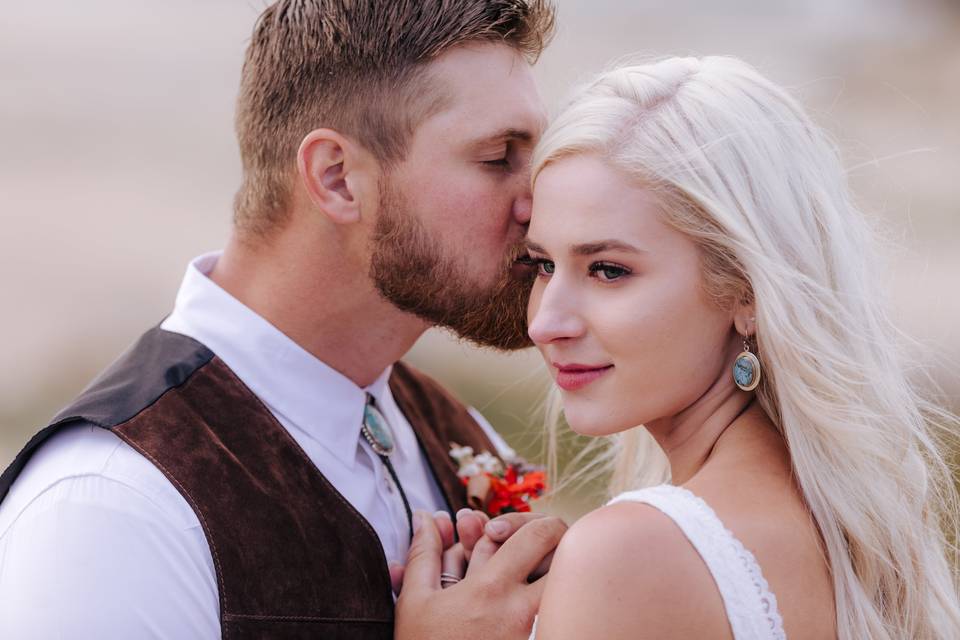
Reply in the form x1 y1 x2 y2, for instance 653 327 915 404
732 335 761 391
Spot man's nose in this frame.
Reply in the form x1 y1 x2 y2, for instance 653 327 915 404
512 193 533 226
511 157 534 226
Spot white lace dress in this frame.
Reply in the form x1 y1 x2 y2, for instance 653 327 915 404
530 484 786 639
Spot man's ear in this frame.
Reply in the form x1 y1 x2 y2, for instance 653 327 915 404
297 128 370 225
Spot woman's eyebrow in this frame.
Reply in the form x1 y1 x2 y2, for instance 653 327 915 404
570 240 645 255
524 238 645 255
524 239 547 254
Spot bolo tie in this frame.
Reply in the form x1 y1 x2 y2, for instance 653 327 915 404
360 393 414 541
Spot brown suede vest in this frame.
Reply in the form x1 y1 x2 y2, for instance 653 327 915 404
0 327 498 639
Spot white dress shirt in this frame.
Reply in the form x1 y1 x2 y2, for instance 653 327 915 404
0 251 509 639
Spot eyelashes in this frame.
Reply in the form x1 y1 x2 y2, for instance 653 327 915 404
528 257 631 282
530 257 555 276
588 262 630 282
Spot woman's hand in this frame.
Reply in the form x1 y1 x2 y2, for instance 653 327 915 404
457 509 557 579
394 511 567 640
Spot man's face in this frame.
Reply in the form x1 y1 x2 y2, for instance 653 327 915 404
369 42 546 350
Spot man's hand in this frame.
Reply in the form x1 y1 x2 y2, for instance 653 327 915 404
390 511 455 593
457 509 559 579
395 511 567 640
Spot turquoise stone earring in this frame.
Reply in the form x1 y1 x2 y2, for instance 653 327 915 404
732 336 761 391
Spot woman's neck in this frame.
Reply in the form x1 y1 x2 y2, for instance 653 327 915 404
644 374 756 486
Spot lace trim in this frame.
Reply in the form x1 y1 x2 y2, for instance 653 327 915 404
610 485 786 640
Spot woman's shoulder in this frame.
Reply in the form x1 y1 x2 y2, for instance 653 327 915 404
683 472 834 640
534 495 733 640
569 490 712 563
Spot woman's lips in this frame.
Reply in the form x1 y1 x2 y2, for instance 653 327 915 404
553 364 614 391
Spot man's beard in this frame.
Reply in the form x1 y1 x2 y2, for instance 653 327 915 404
369 180 534 351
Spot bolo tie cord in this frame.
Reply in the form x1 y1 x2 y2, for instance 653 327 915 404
377 452 414 542
364 395 415 542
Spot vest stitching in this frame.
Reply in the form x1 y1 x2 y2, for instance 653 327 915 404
111 358 231 639
111 431 230 630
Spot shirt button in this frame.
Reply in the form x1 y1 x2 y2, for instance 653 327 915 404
383 477 395 493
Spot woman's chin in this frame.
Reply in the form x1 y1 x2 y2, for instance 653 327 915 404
563 408 630 438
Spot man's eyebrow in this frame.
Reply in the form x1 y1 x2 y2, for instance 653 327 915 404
468 127 535 147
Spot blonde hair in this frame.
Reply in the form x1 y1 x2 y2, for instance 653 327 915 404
532 56 960 639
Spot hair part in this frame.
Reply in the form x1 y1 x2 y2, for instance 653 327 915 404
533 55 960 638
233 0 556 237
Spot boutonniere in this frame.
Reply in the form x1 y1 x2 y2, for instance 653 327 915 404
449 443 547 516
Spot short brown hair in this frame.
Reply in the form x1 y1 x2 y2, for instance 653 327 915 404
233 0 556 236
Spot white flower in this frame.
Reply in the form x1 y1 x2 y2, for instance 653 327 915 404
449 445 474 463
457 462 481 478
499 445 517 462
474 451 503 474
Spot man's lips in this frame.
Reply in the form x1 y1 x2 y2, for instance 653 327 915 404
510 254 536 279
552 363 614 391
510 260 536 279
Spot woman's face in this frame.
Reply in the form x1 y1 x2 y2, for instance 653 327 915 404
527 154 738 436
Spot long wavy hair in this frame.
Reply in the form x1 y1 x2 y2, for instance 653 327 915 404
531 56 960 639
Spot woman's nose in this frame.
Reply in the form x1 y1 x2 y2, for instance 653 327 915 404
527 281 585 345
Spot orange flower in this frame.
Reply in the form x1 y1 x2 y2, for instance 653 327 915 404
462 467 547 516
450 443 547 516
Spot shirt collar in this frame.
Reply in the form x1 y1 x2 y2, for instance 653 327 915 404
160 251 394 469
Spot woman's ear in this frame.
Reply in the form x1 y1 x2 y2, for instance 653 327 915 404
297 128 368 225
733 301 756 338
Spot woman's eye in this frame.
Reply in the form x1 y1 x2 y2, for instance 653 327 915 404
533 258 555 277
589 262 630 282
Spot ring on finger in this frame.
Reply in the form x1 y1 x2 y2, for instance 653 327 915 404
439 572 462 588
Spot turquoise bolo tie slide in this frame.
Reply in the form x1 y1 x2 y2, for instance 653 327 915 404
361 400 395 456
361 394 415 540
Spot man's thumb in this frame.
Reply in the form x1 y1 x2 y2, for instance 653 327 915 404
401 511 442 593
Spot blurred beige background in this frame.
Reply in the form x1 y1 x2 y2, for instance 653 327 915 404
2 0 958 514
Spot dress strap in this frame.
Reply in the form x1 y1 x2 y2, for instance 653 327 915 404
608 485 786 640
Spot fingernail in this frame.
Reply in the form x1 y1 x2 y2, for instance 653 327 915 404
486 520 509 537
456 508 472 521
433 510 452 521
413 511 425 533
